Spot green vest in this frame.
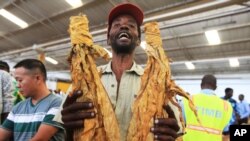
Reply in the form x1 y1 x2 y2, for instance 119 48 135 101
183 94 232 141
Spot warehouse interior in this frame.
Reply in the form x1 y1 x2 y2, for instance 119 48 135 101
0 0 250 99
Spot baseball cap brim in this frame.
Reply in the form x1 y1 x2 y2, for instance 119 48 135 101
108 3 144 27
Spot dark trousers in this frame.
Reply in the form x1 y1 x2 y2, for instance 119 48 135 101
238 117 248 124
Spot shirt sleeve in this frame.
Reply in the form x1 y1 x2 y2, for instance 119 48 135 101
246 102 250 118
52 94 68 124
169 98 184 133
0 111 15 131
42 97 64 130
223 112 234 132
179 99 186 124
53 85 71 123
1 72 15 113
240 102 250 119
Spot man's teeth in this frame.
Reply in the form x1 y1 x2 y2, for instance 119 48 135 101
120 37 128 40
119 33 129 39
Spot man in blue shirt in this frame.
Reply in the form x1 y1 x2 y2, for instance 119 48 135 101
0 59 64 141
222 88 238 113
237 94 250 124
221 88 239 141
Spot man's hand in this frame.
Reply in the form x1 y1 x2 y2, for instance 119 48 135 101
61 90 95 141
61 90 95 129
150 105 180 141
235 113 241 121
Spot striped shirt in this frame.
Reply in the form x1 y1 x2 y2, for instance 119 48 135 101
0 94 64 141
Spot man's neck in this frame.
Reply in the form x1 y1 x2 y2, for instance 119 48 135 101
111 53 134 82
31 85 50 105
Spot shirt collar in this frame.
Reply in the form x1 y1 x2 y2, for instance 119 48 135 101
240 100 246 103
200 89 216 95
101 61 112 73
101 61 144 76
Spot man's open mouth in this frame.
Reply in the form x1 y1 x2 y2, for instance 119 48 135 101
118 32 130 40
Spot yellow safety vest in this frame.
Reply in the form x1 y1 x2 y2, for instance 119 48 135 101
183 94 232 141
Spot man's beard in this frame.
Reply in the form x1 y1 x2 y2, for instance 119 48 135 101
111 42 136 54
110 38 137 54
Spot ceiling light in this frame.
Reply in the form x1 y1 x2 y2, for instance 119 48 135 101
229 58 239 67
65 0 83 8
185 62 195 70
205 30 221 45
0 9 28 28
140 41 147 50
45 57 58 65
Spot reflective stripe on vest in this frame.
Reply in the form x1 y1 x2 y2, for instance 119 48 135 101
187 124 221 135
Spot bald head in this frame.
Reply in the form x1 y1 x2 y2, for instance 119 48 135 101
201 74 217 90
239 94 244 102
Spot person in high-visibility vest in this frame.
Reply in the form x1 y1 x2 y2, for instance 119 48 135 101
182 74 233 141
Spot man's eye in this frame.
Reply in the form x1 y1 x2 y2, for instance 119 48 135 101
113 23 120 28
129 24 136 28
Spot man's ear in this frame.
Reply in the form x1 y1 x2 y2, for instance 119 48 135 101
107 37 111 45
107 32 111 45
107 27 111 45
35 74 43 83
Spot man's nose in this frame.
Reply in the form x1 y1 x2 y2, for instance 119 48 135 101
17 83 21 88
120 24 129 30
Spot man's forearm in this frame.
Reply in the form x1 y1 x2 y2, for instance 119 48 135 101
0 128 12 141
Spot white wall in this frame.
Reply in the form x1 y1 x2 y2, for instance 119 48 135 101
47 71 71 80
175 78 250 103
46 80 57 91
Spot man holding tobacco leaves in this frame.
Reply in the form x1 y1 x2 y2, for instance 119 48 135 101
57 3 183 141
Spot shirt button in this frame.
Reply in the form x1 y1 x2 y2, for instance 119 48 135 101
111 84 115 87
